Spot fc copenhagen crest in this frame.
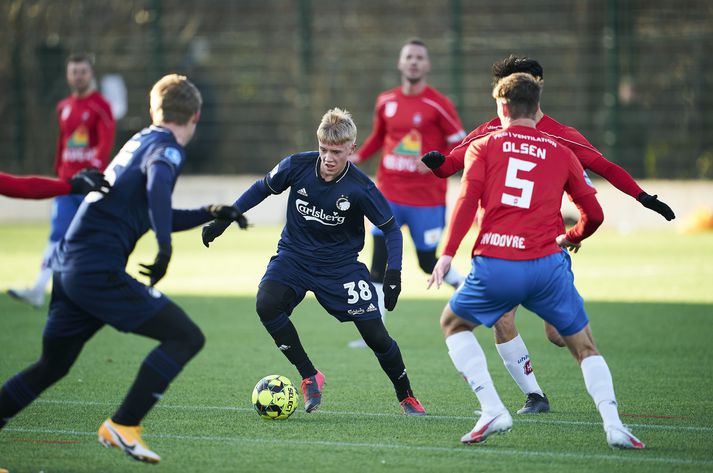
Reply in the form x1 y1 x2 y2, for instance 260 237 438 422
336 196 351 211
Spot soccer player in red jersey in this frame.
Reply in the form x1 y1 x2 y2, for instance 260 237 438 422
349 39 466 347
0 169 109 200
428 73 644 449
422 56 675 415
8 53 116 308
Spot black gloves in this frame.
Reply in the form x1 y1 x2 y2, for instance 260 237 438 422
206 204 249 228
69 168 110 195
202 205 249 248
202 220 231 247
382 269 401 311
420 151 446 170
139 245 172 286
637 192 675 221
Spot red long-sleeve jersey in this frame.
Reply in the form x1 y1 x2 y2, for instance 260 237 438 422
436 114 644 199
443 126 603 260
357 85 465 206
0 172 71 199
54 91 115 181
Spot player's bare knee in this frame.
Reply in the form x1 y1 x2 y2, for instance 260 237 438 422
440 305 470 337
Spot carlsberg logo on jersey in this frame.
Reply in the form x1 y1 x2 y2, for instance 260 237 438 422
296 199 346 226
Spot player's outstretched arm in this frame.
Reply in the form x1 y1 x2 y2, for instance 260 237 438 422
0 172 70 199
637 192 675 221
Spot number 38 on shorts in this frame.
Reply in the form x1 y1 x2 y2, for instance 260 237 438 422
343 280 373 304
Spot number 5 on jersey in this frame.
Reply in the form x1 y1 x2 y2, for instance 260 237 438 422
501 157 536 209
343 280 373 304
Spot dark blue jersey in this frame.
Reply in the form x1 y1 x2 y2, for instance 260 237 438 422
52 126 186 272
239 152 395 266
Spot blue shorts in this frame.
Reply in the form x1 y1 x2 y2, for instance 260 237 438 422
449 251 589 336
44 271 170 339
261 252 381 322
50 195 84 242
371 201 445 251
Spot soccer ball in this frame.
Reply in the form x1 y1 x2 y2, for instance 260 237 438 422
251 375 298 420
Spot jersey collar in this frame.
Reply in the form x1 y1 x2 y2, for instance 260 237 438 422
315 157 351 184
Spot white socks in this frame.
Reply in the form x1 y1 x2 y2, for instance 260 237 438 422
446 331 507 415
444 267 465 288
581 355 623 429
373 282 386 322
496 335 544 396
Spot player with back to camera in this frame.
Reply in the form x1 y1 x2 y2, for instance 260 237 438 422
428 72 644 449
422 55 675 416
8 53 116 308
202 108 427 417
0 74 248 464
347 38 467 348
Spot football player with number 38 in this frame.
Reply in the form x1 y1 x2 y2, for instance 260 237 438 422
202 108 427 417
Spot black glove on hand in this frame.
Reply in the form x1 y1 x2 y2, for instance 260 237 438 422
420 151 446 170
202 219 231 248
139 245 172 286
206 204 249 229
637 192 675 221
382 269 402 312
69 168 110 195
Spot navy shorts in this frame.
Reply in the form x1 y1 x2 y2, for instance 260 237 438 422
261 252 381 322
371 201 445 251
49 195 84 242
449 250 589 336
44 270 170 339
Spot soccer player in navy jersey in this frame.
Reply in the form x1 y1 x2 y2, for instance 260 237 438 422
0 74 246 464
429 73 643 448
423 55 675 416
202 108 426 416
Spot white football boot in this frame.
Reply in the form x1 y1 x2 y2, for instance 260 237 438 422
7 287 44 308
606 425 645 449
461 410 513 444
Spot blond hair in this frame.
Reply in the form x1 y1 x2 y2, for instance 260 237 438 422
150 74 202 125
492 72 540 120
316 108 357 145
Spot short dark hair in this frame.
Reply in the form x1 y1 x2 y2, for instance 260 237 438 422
67 53 94 68
492 73 541 120
491 55 543 85
403 37 427 49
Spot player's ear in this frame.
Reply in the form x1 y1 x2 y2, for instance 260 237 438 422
499 100 510 119
192 110 201 125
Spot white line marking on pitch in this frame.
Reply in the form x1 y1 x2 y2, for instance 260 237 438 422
35 399 713 433
4 426 713 466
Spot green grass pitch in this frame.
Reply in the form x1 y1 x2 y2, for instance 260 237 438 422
1 223 712 472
